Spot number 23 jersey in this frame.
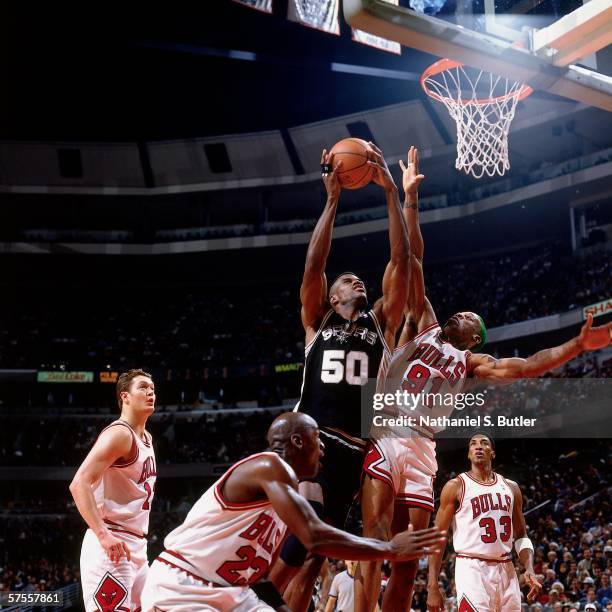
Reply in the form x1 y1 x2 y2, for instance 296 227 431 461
161 453 287 586
295 309 391 438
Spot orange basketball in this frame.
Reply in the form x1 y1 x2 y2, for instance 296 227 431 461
329 138 374 190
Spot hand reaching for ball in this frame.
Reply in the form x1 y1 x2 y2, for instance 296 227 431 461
320 149 342 200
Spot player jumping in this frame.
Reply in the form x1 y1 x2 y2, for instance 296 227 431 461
355 146 612 612
269 144 411 611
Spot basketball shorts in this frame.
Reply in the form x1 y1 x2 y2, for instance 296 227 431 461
80 528 148 612
455 556 522 612
141 559 275 612
302 428 367 530
363 434 436 511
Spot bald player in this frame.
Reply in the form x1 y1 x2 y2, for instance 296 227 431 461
141 413 445 611
356 146 612 611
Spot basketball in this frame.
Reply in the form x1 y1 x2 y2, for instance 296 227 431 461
329 138 374 189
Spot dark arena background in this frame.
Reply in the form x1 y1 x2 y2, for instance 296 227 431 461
1 2 611 611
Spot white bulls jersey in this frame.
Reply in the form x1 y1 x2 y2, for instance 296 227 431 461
160 453 287 586
452 472 515 560
92 420 157 537
380 323 468 437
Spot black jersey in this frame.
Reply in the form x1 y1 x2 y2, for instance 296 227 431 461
295 309 391 438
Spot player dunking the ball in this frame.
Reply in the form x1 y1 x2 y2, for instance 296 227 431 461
269 144 411 612
70 369 157 612
427 433 542 611
356 146 612 612
141 412 445 612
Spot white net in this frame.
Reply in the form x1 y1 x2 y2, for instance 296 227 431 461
422 62 532 179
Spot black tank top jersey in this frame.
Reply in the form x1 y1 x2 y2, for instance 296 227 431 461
295 309 390 438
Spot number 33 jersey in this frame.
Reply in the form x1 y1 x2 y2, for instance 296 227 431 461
161 453 287 586
295 309 391 437
452 472 515 560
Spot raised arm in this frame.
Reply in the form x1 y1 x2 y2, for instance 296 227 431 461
255 456 445 561
508 480 541 603
367 143 410 349
398 147 436 345
300 150 342 343
469 313 612 380
69 427 134 563
427 478 461 612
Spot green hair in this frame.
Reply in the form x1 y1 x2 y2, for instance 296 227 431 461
472 315 488 352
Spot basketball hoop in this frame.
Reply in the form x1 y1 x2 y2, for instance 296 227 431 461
421 58 533 179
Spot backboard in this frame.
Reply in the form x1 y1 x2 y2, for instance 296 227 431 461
343 0 612 111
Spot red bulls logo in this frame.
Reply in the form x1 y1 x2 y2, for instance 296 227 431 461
459 595 477 611
94 573 128 612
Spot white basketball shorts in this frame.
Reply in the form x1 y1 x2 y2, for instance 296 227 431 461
80 528 148 612
455 555 522 611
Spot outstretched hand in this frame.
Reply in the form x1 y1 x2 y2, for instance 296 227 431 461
578 313 612 351
366 141 397 192
321 149 342 200
399 145 425 197
390 524 446 561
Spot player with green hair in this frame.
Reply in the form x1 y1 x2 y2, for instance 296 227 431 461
355 146 612 612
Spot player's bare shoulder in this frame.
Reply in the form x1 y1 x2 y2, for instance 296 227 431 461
93 421 135 458
224 452 299 503
442 475 463 500
501 477 522 497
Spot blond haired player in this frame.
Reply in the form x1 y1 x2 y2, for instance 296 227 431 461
141 412 445 612
70 369 157 612
427 433 542 611
355 147 612 612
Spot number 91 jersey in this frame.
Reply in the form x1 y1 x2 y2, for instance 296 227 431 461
295 309 391 438
452 472 515 560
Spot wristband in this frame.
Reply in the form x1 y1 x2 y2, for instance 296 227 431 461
514 537 534 555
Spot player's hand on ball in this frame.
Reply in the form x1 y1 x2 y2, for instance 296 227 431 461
426 584 445 611
390 523 446 561
366 142 397 192
99 530 131 564
524 571 542 603
578 313 612 351
399 146 425 197
320 149 342 200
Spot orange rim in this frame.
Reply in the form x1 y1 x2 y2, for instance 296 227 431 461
420 58 533 106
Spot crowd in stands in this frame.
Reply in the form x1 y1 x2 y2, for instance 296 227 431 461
1 349 610 467
0 243 609 378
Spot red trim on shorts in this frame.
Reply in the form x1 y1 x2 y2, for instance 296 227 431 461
104 519 146 539
214 453 275 511
465 472 498 486
394 322 439 352
457 554 513 563
400 492 433 502
456 475 465 514
362 443 395 493
458 594 479 612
